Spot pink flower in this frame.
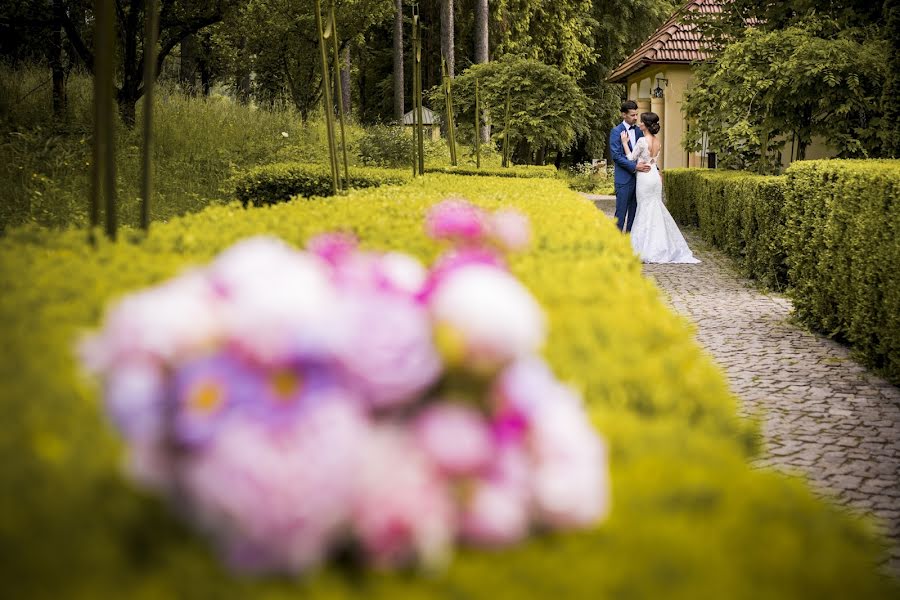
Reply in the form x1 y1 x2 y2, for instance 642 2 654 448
180 398 368 574
426 199 490 244
353 426 455 568
414 402 494 476
209 236 339 365
459 445 532 546
333 291 442 409
306 231 358 266
80 270 223 372
103 358 167 442
428 264 546 372
418 248 506 302
490 209 531 251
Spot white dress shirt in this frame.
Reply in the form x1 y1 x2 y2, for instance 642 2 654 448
622 120 636 149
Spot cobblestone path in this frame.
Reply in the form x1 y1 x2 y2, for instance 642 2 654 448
587 194 900 574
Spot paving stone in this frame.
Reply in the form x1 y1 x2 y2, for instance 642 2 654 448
586 194 900 575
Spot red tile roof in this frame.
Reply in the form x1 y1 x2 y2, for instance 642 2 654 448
607 0 720 83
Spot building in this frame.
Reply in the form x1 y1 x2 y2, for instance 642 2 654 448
607 0 831 169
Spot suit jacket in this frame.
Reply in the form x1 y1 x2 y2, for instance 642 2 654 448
609 122 644 185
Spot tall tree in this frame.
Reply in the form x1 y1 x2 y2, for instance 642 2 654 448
441 0 454 77
473 0 488 141
393 0 404 119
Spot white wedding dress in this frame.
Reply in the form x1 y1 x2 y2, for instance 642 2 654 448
627 138 700 264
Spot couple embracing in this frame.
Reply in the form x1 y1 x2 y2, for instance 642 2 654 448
609 100 699 264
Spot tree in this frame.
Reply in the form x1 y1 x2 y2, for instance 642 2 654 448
682 22 890 172
49 0 242 126
441 0 454 77
393 0 404 119
473 0 488 141
431 56 590 163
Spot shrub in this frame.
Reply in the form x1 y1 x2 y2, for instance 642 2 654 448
783 159 900 382
357 124 450 168
233 162 410 205
425 164 557 178
664 169 789 289
0 175 893 598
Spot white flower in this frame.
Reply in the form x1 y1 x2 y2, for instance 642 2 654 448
281 131 289 138
428 264 546 372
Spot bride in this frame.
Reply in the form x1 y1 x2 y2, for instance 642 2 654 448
620 112 700 264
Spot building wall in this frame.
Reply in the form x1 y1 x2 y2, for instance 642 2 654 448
623 64 833 170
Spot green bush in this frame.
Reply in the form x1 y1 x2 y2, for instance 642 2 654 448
425 164 558 178
0 175 893 598
783 159 900 382
664 169 789 289
233 162 410 205
357 124 450 167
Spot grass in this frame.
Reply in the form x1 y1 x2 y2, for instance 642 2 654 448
0 65 366 231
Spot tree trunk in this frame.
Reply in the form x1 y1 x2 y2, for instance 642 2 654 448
393 0 404 120
50 0 67 120
474 0 489 141
180 35 199 94
340 46 351 116
441 0 454 77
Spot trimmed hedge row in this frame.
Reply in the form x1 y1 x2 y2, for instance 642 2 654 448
0 175 894 598
664 169 789 289
425 164 558 178
233 162 410 205
783 160 900 383
664 161 900 383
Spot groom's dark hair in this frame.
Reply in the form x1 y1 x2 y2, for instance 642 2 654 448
620 100 638 113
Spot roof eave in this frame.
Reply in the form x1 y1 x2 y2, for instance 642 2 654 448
606 59 698 84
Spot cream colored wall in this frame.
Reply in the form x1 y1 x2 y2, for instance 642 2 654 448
626 65 696 170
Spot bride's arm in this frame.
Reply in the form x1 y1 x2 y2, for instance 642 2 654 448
626 137 643 161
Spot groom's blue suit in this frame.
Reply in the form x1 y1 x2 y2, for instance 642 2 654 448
609 122 644 232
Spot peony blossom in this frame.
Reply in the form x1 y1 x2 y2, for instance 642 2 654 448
459 444 532 546
352 426 455 568
428 264 546 372
426 198 490 244
414 402 494 476
490 209 531 251
180 398 368 573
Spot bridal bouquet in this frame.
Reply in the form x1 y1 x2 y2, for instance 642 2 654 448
80 199 609 574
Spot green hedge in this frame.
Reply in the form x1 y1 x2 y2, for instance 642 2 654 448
664 169 789 289
425 164 558 178
784 160 900 383
233 162 410 205
665 162 900 382
0 175 894 598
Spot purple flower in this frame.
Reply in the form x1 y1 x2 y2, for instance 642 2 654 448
103 358 167 442
426 199 490 244
180 399 368 574
413 402 494 476
171 353 255 447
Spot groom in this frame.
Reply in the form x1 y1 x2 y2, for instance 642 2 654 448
609 100 650 232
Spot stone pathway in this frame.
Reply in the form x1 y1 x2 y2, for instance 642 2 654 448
587 194 900 574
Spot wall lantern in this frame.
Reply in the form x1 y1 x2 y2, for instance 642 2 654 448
652 78 668 98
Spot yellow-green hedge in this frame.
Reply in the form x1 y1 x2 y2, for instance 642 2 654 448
664 169 789 289
784 160 900 383
0 175 894 598
425 164 558 178
233 162 410 205
665 162 900 382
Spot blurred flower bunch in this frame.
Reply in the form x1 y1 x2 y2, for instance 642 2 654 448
80 199 609 575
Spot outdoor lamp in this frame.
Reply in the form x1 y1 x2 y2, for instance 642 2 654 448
653 78 668 98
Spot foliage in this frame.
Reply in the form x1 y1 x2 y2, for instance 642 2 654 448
425 164 557 178
356 124 450 168
664 169 789 289
212 0 392 120
233 162 410 205
493 0 596 79
0 68 357 230
664 161 900 384
0 174 894 598
431 56 590 160
682 21 891 173
783 160 900 383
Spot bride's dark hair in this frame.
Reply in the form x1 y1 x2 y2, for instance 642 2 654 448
641 112 661 135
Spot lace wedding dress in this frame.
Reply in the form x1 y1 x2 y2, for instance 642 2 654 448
627 138 700 264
